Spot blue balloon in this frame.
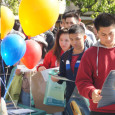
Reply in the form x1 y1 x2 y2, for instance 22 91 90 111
1 34 26 66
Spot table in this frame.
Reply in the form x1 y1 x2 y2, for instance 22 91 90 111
18 104 46 115
6 101 46 115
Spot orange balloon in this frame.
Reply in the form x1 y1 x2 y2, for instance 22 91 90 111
1 6 15 39
21 40 42 69
19 0 59 37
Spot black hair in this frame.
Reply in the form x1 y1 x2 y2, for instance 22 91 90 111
53 28 70 62
69 24 85 35
62 11 73 20
42 45 47 59
94 13 115 31
61 10 80 25
65 11 79 22
62 12 66 20
13 20 20 31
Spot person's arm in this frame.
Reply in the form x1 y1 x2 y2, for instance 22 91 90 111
50 54 66 83
37 66 46 72
37 51 52 71
76 51 102 103
75 51 96 99
57 54 66 84
15 61 23 76
51 75 59 82
92 89 102 103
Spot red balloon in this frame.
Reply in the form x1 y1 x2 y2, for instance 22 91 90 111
21 40 42 69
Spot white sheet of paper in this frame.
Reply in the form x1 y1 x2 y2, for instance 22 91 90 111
98 70 115 108
17 65 36 72
50 74 75 82
8 108 35 114
41 67 59 81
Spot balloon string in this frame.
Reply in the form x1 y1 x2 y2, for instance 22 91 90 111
5 66 9 86
1 59 10 94
3 67 9 99
30 71 32 115
2 59 6 89
0 78 18 109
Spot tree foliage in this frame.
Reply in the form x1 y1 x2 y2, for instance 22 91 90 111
1 0 115 17
1 0 20 15
66 0 115 18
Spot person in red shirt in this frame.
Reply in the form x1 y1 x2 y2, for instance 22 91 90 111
76 13 115 115
37 28 71 71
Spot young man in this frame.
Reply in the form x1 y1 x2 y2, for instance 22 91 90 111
64 11 96 45
52 24 90 115
76 13 115 115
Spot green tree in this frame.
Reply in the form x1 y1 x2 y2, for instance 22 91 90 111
1 0 20 15
1 0 115 17
66 0 115 18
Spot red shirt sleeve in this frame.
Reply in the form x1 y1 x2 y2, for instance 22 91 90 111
75 50 96 99
37 51 53 71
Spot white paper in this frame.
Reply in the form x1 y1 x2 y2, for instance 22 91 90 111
41 67 59 81
50 74 75 82
8 108 35 114
98 70 115 108
17 65 36 72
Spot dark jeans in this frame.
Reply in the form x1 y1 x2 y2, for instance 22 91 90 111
20 89 30 106
90 111 115 115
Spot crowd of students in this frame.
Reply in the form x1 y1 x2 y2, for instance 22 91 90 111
0 10 115 115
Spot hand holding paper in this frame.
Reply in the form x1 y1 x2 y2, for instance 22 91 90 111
51 75 59 82
49 74 75 82
38 66 46 72
92 89 102 103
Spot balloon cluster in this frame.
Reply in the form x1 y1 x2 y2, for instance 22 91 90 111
1 0 59 69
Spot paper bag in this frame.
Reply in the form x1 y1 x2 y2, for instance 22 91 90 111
31 71 64 114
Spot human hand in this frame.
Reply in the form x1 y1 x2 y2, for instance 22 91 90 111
92 89 102 103
15 69 22 76
38 66 46 72
51 75 59 82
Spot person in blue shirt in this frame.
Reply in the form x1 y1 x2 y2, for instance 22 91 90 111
52 24 90 115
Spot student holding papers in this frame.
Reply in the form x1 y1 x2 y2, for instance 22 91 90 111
76 13 115 115
37 28 71 71
52 24 90 115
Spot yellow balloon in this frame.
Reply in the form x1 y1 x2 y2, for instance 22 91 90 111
1 6 15 39
19 0 59 37
0 18 1 35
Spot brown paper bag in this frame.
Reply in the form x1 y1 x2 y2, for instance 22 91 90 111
31 71 64 114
